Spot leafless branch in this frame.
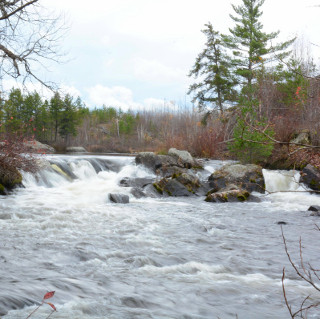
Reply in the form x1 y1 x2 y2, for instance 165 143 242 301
281 226 320 318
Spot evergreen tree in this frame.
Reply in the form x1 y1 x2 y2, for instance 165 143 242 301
49 92 63 142
188 23 237 115
59 94 78 145
225 0 294 163
226 0 294 92
3 88 24 133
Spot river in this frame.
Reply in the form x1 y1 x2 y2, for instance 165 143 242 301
1 154 320 319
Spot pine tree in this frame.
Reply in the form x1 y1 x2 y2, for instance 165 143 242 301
59 94 78 145
49 92 63 142
225 0 294 163
188 23 238 115
226 0 294 92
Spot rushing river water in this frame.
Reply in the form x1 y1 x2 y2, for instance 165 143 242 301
1 155 320 319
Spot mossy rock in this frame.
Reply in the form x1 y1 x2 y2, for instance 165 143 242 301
0 166 22 190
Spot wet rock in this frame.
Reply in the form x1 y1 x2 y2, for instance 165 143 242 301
208 163 265 194
135 150 202 176
300 164 320 191
308 205 320 212
109 193 129 204
168 148 195 168
205 184 250 203
308 205 320 216
0 166 22 194
153 178 193 197
135 152 163 172
119 177 154 188
130 187 146 198
66 146 87 153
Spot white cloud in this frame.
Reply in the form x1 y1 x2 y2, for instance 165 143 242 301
86 84 142 110
143 98 176 111
133 58 185 84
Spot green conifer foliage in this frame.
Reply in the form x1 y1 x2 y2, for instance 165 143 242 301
188 23 238 115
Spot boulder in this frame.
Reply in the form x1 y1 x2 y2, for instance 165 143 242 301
290 130 310 145
135 150 202 175
119 177 154 188
300 164 320 191
24 140 55 153
135 152 164 172
205 184 250 203
174 171 200 193
109 193 130 204
168 148 195 168
308 205 320 212
66 146 87 153
0 166 22 194
153 178 193 197
208 163 265 193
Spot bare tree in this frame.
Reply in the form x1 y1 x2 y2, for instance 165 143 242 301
281 226 320 318
0 0 66 90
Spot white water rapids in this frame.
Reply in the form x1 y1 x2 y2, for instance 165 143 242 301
1 155 320 318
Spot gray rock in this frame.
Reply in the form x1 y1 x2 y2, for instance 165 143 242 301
119 177 154 188
205 185 250 203
66 146 87 153
308 205 320 212
208 163 265 194
135 152 163 171
153 178 193 197
300 164 320 191
109 193 130 204
291 130 310 145
168 148 195 168
24 140 55 153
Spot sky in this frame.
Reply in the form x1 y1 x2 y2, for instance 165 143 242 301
6 0 320 110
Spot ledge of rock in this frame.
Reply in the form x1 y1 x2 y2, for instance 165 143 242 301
24 140 55 153
0 166 22 195
66 146 87 153
300 164 320 191
208 163 265 194
109 193 130 204
205 184 250 203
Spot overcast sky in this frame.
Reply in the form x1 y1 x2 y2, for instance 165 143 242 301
10 0 320 110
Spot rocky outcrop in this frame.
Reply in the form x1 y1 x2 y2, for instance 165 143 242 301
300 164 320 191
290 130 310 145
135 150 202 176
66 146 87 153
168 148 196 168
0 166 22 195
208 163 265 194
205 184 250 203
24 140 55 153
109 193 130 204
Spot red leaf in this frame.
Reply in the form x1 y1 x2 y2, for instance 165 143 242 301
43 291 55 300
46 302 57 311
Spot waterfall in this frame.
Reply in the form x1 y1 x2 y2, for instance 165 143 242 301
262 169 304 193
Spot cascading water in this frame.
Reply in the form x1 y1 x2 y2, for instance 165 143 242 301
1 155 320 319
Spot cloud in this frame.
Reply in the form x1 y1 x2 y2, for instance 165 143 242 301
86 84 141 110
143 98 176 111
86 84 180 111
133 58 185 84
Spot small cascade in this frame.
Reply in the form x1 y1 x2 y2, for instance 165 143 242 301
262 169 303 193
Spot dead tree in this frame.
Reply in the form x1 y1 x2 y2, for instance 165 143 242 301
0 0 66 89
